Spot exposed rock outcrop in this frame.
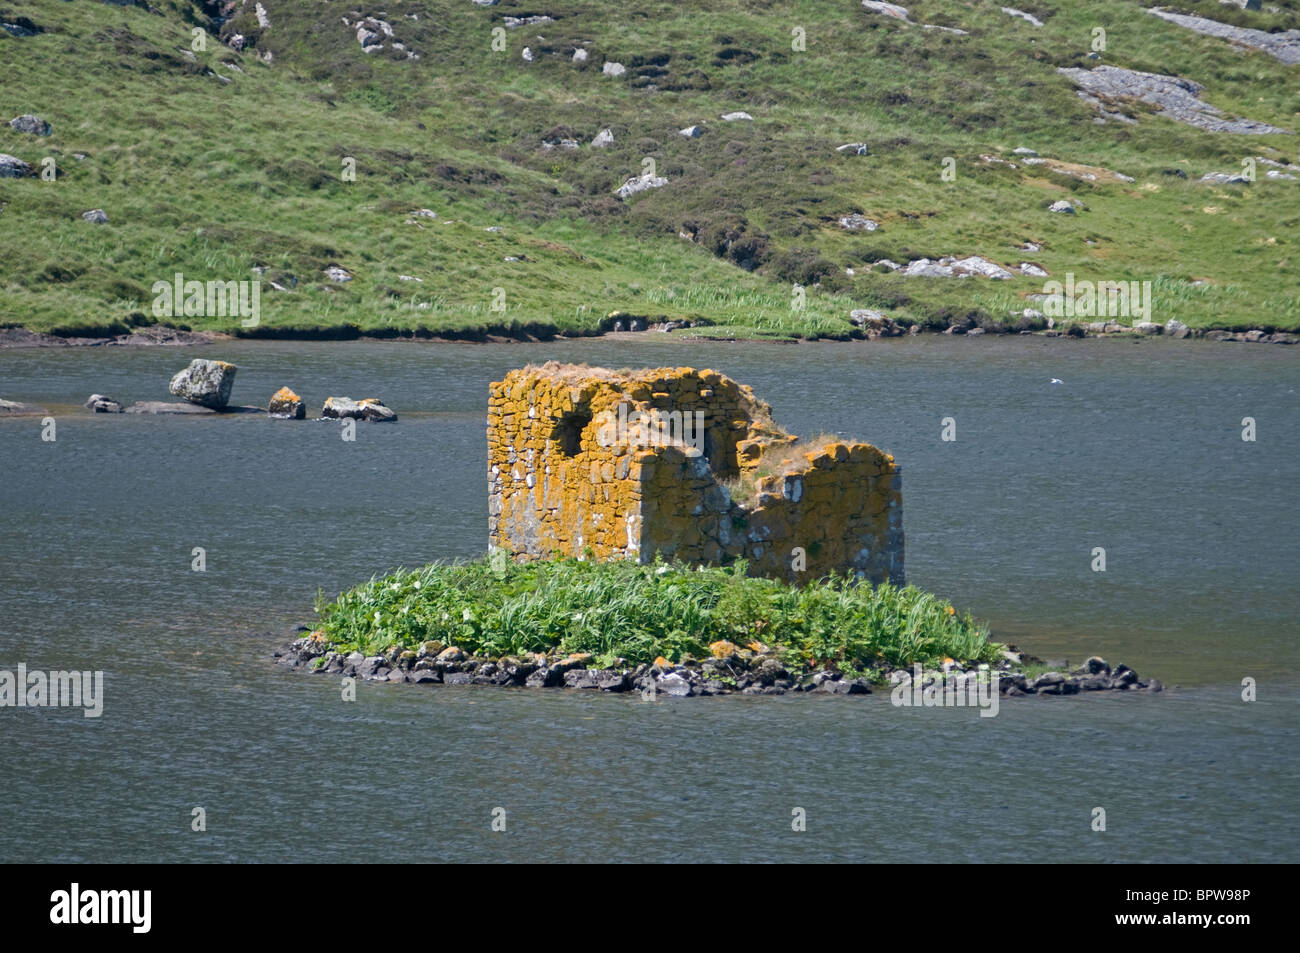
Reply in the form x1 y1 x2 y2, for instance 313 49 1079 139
1148 7 1300 65
1059 65 1290 135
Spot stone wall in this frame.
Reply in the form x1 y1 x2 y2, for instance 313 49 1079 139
487 362 903 585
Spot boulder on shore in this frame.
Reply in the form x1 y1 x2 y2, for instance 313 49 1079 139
169 359 237 409
268 386 306 419
321 396 397 422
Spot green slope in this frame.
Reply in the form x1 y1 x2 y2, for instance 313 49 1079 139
1 0 1297 338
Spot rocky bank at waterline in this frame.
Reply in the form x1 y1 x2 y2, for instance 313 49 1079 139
276 631 1162 701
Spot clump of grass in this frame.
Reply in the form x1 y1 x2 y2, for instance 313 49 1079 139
313 556 1003 677
721 470 760 502
724 434 851 504
757 433 842 477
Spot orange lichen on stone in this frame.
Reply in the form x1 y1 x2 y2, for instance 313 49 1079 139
268 386 306 419
486 362 903 585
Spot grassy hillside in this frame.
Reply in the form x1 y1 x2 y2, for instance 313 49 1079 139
1 0 1297 339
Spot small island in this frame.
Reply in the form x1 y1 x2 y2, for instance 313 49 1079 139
281 365 1160 700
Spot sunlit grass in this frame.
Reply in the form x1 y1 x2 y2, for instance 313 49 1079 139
2 0 1296 336
313 556 1003 678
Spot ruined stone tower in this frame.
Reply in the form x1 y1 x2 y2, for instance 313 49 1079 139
487 362 903 585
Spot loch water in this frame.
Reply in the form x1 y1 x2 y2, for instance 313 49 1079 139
1 336 1297 862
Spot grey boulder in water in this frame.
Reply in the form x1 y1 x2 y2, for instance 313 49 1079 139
169 359 237 409
321 397 397 422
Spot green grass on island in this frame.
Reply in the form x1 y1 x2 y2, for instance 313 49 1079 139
2 0 1299 340
311 556 1002 680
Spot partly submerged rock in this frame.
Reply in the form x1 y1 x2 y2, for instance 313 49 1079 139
124 401 219 415
0 398 49 416
268 386 306 419
321 396 397 422
84 394 124 413
168 358 237 409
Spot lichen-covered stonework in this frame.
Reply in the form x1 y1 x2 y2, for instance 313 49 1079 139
487 362 903 585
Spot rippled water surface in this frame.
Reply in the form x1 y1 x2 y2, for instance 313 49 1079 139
1 337 1297 861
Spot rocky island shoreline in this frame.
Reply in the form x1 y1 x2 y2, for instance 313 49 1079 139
1 316 1295 350
276 628 1164 700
